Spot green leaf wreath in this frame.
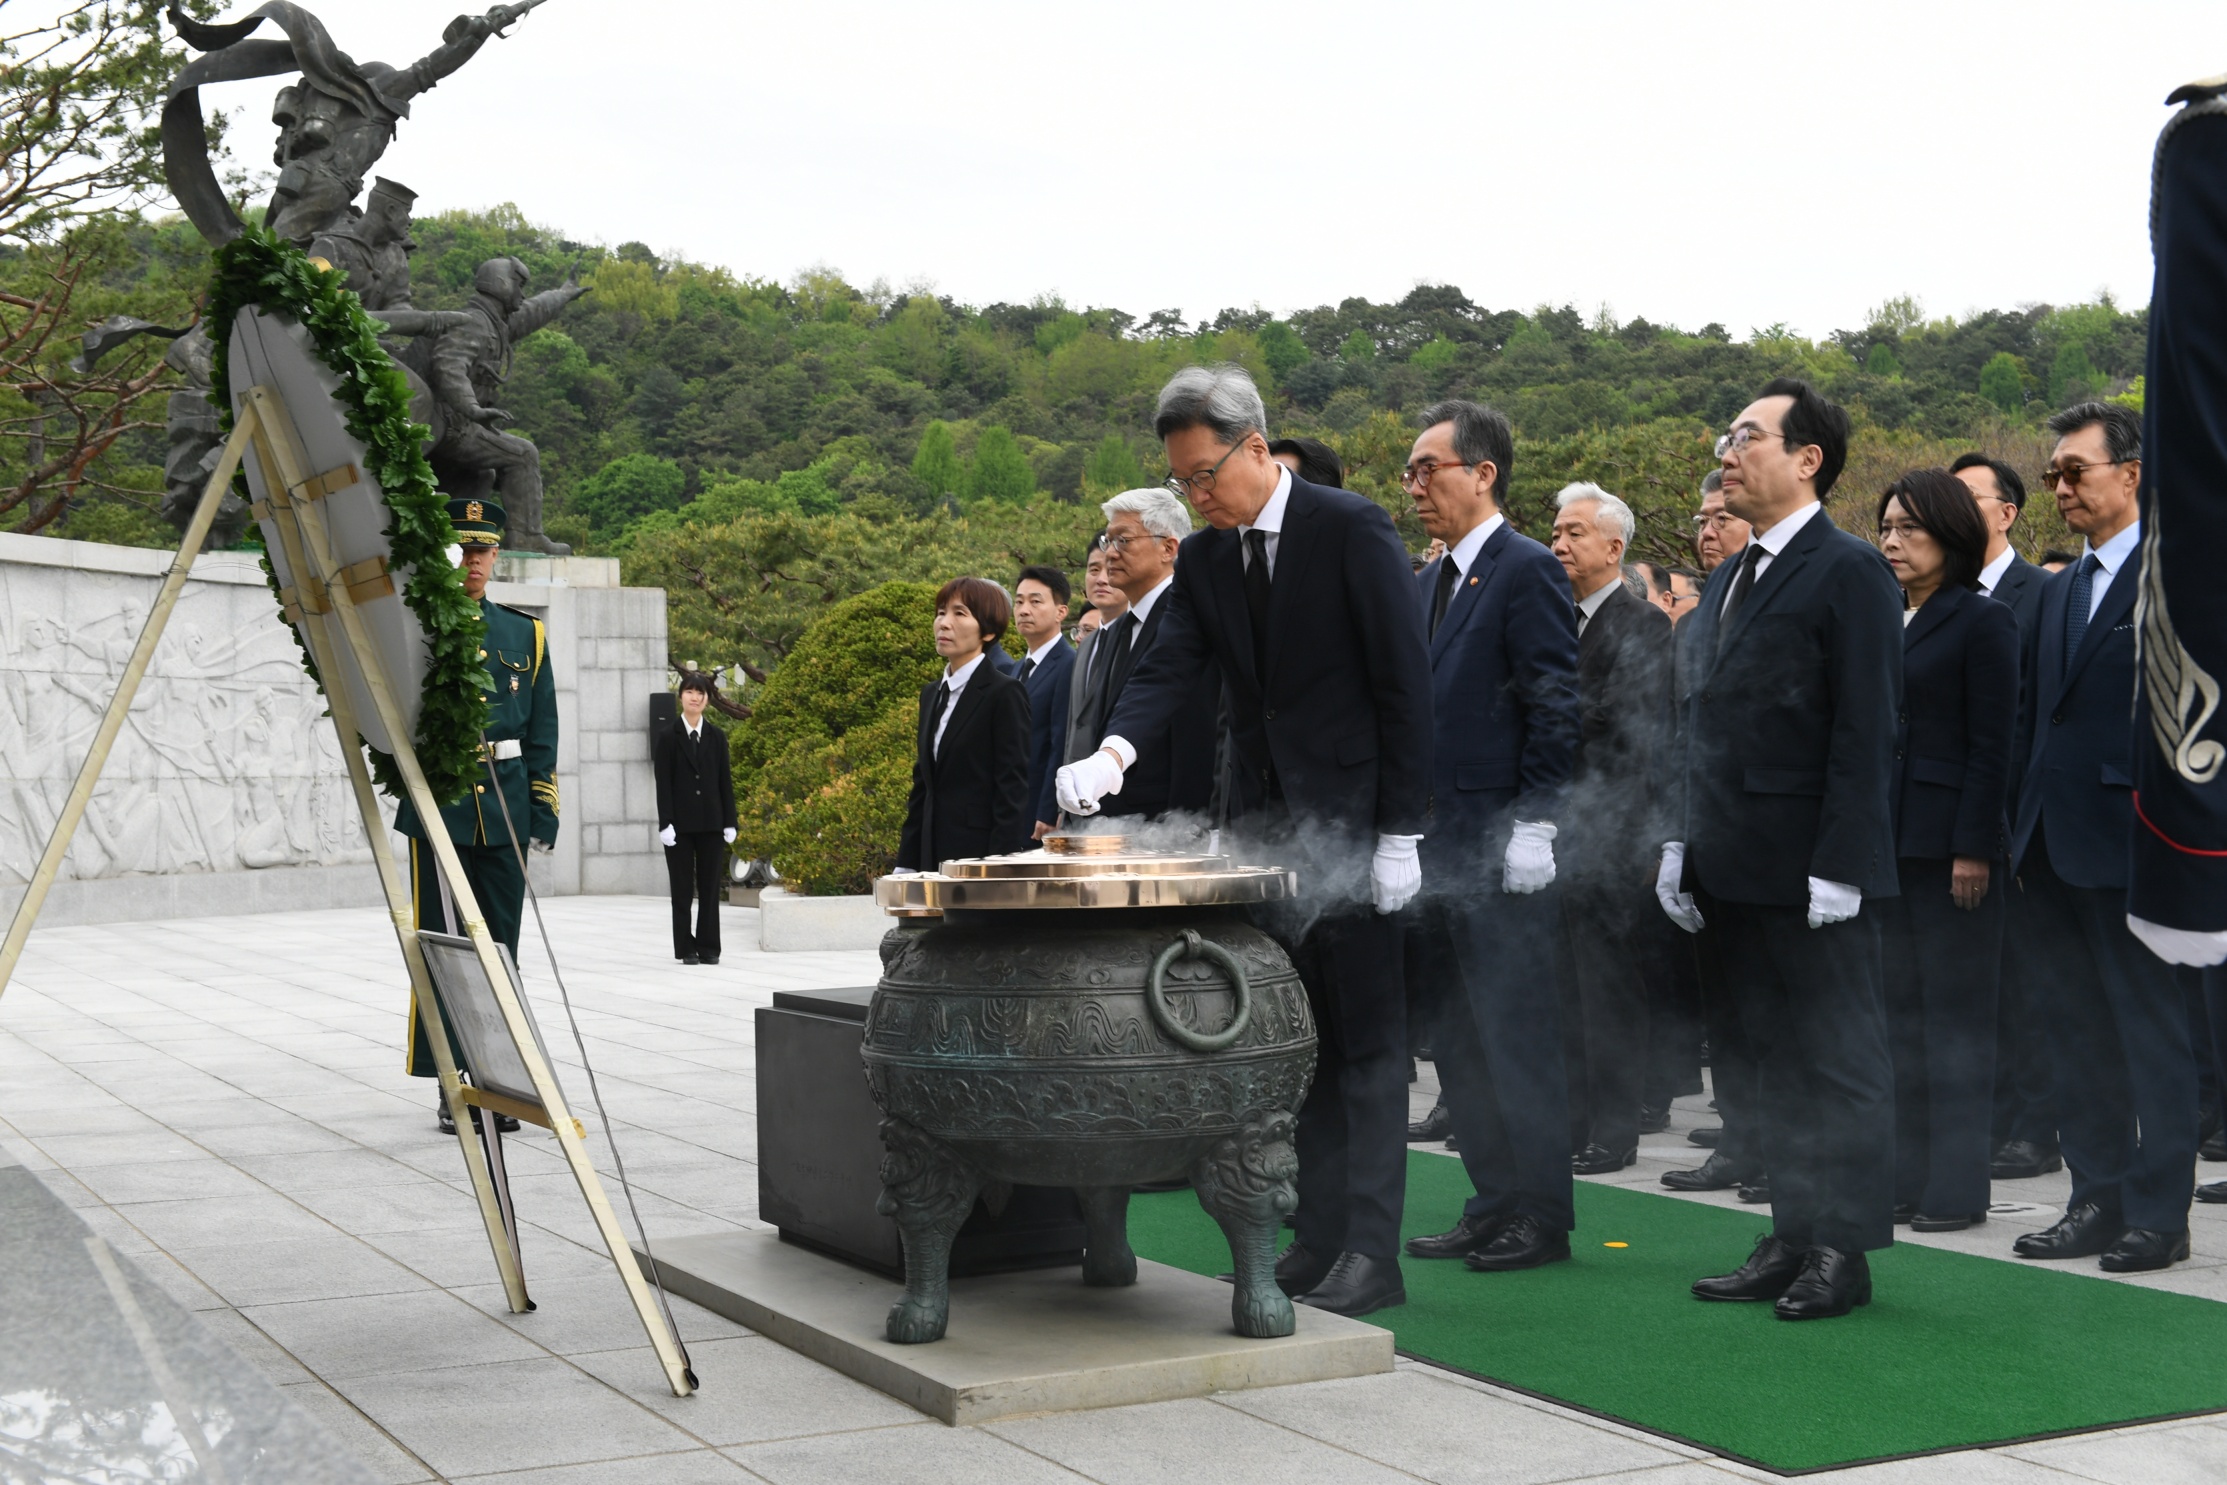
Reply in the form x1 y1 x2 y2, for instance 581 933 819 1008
205 224 489 807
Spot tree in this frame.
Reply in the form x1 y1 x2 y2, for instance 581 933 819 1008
571 452 685 528
1865 342 1902 378
2050 340 2100 406
964 424 1034 504
1083 432 1144 494
910 419 960 500
1979 352 2025 415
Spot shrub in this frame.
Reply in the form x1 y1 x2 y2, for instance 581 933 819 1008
574 452 685 529
732 581 943 893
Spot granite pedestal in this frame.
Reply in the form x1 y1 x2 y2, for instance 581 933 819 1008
637 1228 1394 1424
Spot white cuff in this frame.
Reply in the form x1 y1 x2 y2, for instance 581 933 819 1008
1101 736 1138 770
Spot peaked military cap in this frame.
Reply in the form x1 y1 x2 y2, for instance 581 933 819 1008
446 496 506 547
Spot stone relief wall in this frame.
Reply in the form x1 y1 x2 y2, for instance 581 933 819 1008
0 537 380 888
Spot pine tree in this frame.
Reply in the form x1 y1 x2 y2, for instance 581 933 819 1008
1083 433 1145 494
964 426 1034 505
911 420 961 500
1979 353 2025 415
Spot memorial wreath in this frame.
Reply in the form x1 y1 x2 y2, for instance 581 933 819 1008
206 224 491 806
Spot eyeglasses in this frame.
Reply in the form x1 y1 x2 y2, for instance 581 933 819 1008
1100 531 1162 553
1399 459 1473 489
1690 514 1739 531
1878 519 1931 540
1164 441 1246 499
1714 425 1791 459
2038 458 2126 490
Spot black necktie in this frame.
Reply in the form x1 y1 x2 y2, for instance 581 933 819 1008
2063 552 2102 658
1430 556 1459 640
1716 542 1764 652
1020 657 1036 681
1095 613 1132 689
927 681 953 757
1244 529 1273 677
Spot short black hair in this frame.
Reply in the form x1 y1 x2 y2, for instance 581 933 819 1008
677 671 713 697
1700 468 1724 496
1417 399 1514 500
1016 564 1070 607
2047 400 2142 465
1267 436 1345 489
1634 560 1670 595
1877 468 1989 591
1671 566 1704 585
2039 548 2078 567
1948 452 2027 510
1756 377 1850 496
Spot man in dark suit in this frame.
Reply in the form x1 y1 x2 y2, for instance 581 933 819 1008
1395 403 1580 1275
1012 564 1076 839
654 672 738 964
1061 364 1433 1318
1951 453 2060 1182
1656 378 1903 1320
1062 538 1125 774
1081 489 1219 824
1548 484 1671 1176
2006 401 2198 1273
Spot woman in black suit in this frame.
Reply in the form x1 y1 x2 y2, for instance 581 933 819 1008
654 672 739 963
895 576 1033 873
1875 470 2020 1231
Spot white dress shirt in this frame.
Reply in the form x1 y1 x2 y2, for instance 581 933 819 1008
1977 545 2016 595
932 652 986 759
1444 511 1504 578
2080 520 2141 625
1238 465 1294 577
1719 499 1824 617
1123 573 1174 639
1023 634 1066 673
1575 574 1621 634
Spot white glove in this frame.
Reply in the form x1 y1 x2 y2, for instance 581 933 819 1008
1056 750 1125 816
1371 834 1422 915
2129 915 2227 967
1503 820 1557 894
659 824 677 848
1807 876 1862 929
530 839 553 855
1655 842 1704 933
722 827 736 844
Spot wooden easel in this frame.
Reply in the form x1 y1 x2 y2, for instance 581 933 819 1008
0 383 695 1397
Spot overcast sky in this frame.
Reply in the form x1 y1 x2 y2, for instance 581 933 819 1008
181 0 2223 337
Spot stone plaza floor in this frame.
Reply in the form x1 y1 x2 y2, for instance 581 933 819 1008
1 895 2224 1484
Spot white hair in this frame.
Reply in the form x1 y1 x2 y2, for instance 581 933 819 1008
1555 481 1636 548
1101 486 1191 540
1154 363 1268 444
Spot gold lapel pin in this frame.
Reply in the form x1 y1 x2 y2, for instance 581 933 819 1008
1468 576 1479 586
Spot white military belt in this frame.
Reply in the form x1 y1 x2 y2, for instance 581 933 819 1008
479 739 523 761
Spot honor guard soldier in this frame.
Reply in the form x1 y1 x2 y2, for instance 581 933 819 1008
397 497 561 1132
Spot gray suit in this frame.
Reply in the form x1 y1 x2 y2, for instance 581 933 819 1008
1063 623 1116 769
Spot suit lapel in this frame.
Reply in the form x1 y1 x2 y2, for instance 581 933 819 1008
1902 585 1960 656
1710 511 1827 670
1209 526 1259 691
1261 486 1320 684
2054 555 2137 703
1430 522 1507 663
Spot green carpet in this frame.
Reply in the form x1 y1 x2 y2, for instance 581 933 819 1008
1128 1152 2227 1473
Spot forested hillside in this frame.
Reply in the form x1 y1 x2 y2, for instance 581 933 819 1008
11 204 2142 688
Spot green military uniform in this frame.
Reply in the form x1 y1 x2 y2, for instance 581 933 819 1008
400 498 560 1079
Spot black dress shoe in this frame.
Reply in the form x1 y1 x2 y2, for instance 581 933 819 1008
1404 1211 1504 1259
681 953 701 965
1688 1126 1723 1148
1775 1247 1871 1320
1572 1143 1638 1175
1991 1139 2062 1179
436 1096 455 1136
1443 1134 1461 1152
1296 1251 1405 1317
1910 1210 1986 1232
1463 1215 1571 1272
1692 1232 1803 1301
1736 1180 1772 1204
1892 1203 1916 1224
1407 1100 1452 1142
2012 1201 2124 1260
1273 1241 1334 1297
1661 1152 1760 1192
2197 1180 2227 1204
2099 1227 2191 1273
1638 1104 1671 1134
700 954 720 965
436 1098 518 1136
2203 1131 2227 1162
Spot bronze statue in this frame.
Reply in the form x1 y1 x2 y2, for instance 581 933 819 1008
417 258 589 555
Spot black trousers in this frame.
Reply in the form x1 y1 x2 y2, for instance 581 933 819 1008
2205 967 2227 1135
665 831 726 959
1260 900 1408 1259
1411 890 1575 1233
1991 872 2060 1150
1878 856 2002 1218
1641 910 1705 1109
1693 918 1765 1170
2019 832 2197 1232
1698 890 1895 1253
1558 874 1652 1154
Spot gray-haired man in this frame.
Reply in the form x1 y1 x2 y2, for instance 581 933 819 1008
1064 487 1220 822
